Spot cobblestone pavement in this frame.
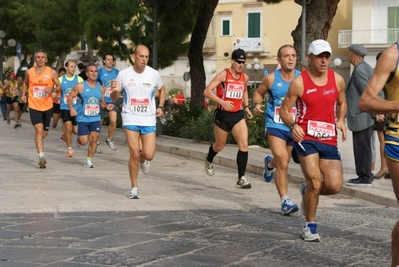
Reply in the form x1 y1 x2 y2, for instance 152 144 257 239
0 115 395 266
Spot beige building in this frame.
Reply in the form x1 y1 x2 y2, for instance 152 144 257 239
160 0 353 96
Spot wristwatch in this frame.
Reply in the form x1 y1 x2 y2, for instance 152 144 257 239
158 106 164 111
289 122 297 132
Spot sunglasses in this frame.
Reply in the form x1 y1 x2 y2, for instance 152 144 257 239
234 59 246 65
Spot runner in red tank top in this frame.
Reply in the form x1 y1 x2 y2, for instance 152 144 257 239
203 48 253 189
279 40 347 242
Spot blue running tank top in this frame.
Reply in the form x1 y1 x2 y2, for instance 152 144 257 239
97 67 119 103
265 69 301 131
77 81 103 123
60 74 80 111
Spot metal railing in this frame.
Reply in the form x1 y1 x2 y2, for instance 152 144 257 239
338 29 399 47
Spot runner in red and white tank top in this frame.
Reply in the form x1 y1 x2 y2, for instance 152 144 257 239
296 69 338 146
203 48 253 189
279 39 347 243
216 68 246 112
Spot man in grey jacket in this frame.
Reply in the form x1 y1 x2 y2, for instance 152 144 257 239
345 44 379 186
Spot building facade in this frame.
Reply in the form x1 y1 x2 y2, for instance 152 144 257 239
160 0 353 96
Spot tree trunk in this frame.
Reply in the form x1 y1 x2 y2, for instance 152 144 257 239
188 0 219 109
87 44 94 64
291 0 340 63
55 52 67 71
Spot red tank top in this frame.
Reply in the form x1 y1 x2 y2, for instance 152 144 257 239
297 69 338 146
216 68 245 112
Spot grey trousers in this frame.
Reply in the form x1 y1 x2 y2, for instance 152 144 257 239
352 125 374 183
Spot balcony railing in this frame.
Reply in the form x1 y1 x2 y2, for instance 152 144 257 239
233 37 271 55
338 29 399 48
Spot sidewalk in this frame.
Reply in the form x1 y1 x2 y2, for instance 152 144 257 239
23 112 398 208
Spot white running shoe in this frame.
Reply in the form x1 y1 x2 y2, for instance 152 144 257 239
105 138 116 151
84 160 94 168
301 223 320 242
96 142 102 154
140 160 150 174
204 153 214 176
128 187 140 199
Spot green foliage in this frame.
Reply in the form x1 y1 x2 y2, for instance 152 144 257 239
8 0 83 63
248 113 269 148
2 67 14 82
168 88 183 96
78 0 146 61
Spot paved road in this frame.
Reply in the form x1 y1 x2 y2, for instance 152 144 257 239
0 115 394 266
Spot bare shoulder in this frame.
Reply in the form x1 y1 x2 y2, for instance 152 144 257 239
263 72 274 86
333 71 344 83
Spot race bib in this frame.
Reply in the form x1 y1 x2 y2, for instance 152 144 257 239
33 86 48 98
104 87 112 97
10 89 19 96
274 106 297 124
307 120 335 139
84 104 100 116
226 84 244 99
63 94 77 105
130 97 150 114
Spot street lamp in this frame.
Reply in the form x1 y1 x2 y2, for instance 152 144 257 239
140 0 180 69
295 0 312 62
0 30 16 82
246 57 264 89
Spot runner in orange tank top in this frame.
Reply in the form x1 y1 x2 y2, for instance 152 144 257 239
21 49 61 169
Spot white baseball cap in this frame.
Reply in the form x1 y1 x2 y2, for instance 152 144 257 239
307 39 332 55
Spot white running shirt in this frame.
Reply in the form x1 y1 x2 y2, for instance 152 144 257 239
117 65 163 126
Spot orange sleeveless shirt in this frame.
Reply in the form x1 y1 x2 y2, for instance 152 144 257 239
28 66 54 111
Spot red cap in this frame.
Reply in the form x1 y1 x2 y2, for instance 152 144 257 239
9 72 16 78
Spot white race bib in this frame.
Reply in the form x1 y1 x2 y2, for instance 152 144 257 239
63 94 77 105
84 104 100 116
130 97 150 114
104 87 112 97
33 86 48 98
274 106 297 124
307 120 335 139
225 84 244 99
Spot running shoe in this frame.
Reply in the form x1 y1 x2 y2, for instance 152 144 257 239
96 142 101 154
38 157 47 169
105 138 116 151
67 149 74 157
7 118 10 125
60 135 65 142
140 160 150 174
301 223 321 242
128 187 140 199
263 155 275 182
14 123 19 129
204 153 214 176
236 176 252 189
52 122 57 129
281 198 299 215
84 160 94 168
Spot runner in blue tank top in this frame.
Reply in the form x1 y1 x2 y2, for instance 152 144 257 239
60 61 84 158
252 45 300 215
68 64 114 168
97 53 120 152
